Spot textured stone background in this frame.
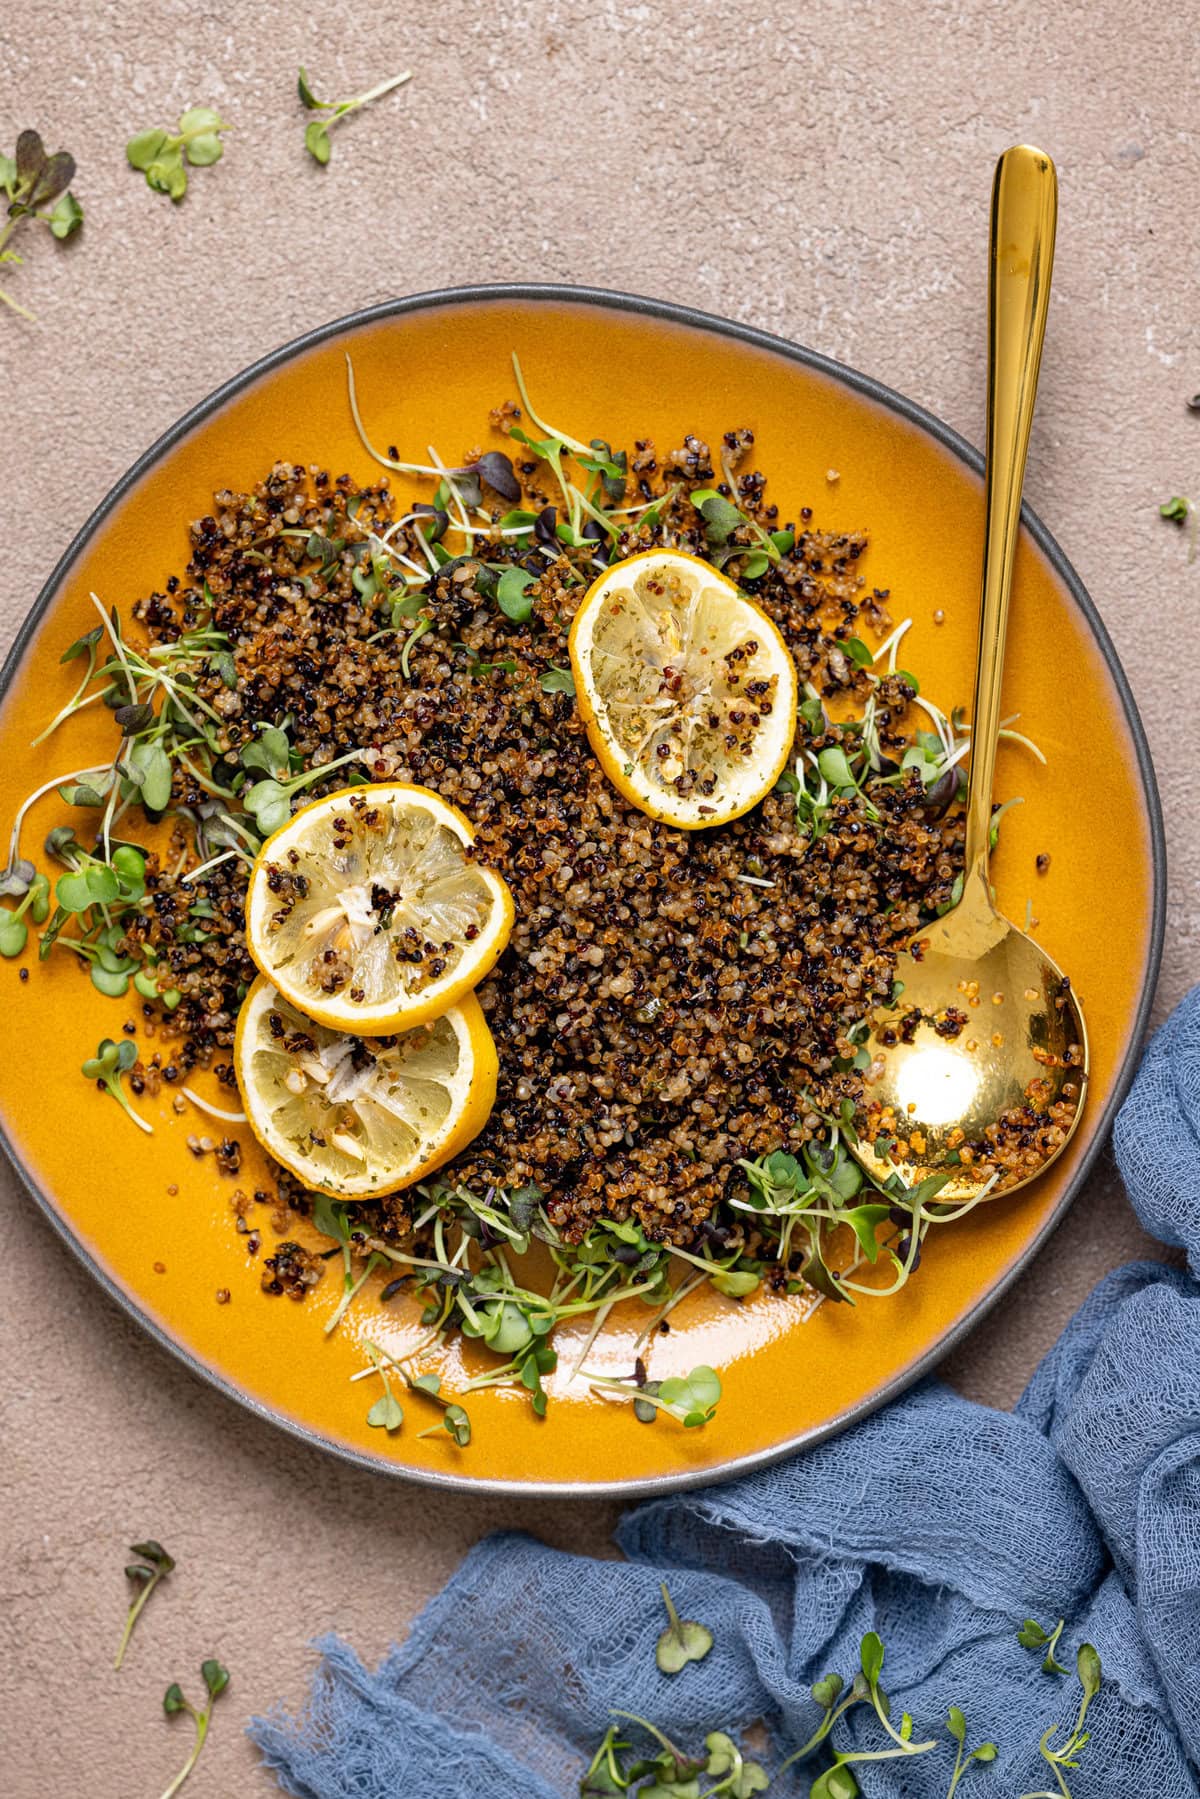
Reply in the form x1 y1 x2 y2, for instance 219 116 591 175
2 3 1197 1792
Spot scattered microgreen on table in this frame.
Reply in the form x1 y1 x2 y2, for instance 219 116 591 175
160 1659 230 1799
0 129 82 320
1018 1617 1069 1676
1159 493 1197 562
1017 1643 1102 1799
126 107 230 202
114 1539 174 1670
945 1706 998 1797
298 66 413 164
655 1582 714 1674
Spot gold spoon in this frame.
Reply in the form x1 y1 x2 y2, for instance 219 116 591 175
852 144 1088 1204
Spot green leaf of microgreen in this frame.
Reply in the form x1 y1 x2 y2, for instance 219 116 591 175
859 1631 884 1685
311 1193 350 1243
800 1238 851 1305
114 1538 174 1670
297 67 325 108
578 439 628 502
709 1266 759 1298
178 107 226 166
0 910 28 956
809 1766 859 1799
1159 494 1192 521
811 1672 844 1710
201 1658 229 1698
443 1403 471 1446
304 119 332 163
496 565 536 622
1076 1643 1101 1701
655 1581 714 1675
704 1730 769 1796
817 745 855 788
126 128 168 171
367 1392 404 1431
840 1204 891 1263
690 489 742 545
540 665 575 696
47 191 84 239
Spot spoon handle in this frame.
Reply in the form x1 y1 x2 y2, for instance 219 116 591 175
963 144 1058 879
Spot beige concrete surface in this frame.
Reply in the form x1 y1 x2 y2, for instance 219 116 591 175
1 3 1197 1792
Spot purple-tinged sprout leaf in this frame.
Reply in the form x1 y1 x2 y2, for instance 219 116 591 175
471 451 521 502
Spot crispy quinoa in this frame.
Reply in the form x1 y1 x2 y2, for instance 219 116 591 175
126 440 971 1252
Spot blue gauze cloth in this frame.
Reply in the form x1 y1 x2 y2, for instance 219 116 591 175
251 989 1200 1797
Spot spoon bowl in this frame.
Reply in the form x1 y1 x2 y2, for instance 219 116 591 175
852 144 1089 1202
854 867 1088 1202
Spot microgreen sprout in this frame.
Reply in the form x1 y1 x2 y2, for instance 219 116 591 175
127 108 230 203
1017 1643 1102 1799
114 1539 174 1670
0 129 83 319
313 1194 384 1336
354 1339 473 1444
406 1368 472 1445
160 1659 230 1798
364 1344 404 1433
239 732 364 835
945 1706 998 1796
1159 493 1197 561
584 1363 722 1429
704 1731 771 1796
655 1582 714 1674
298 66 413 164
1017 1617 1069 1676
81 1037 151 1134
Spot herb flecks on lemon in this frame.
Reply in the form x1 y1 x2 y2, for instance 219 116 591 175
569 549 798 830
234 976 497 1199
244 783 513 1034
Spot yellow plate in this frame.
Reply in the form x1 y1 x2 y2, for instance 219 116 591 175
0 289 1163 1495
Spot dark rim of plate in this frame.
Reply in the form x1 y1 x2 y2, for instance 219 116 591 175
0 284 1167 1497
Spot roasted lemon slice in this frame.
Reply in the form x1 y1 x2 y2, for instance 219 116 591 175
234 976 498 1198
569 549 798 829
244 783 513 1034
